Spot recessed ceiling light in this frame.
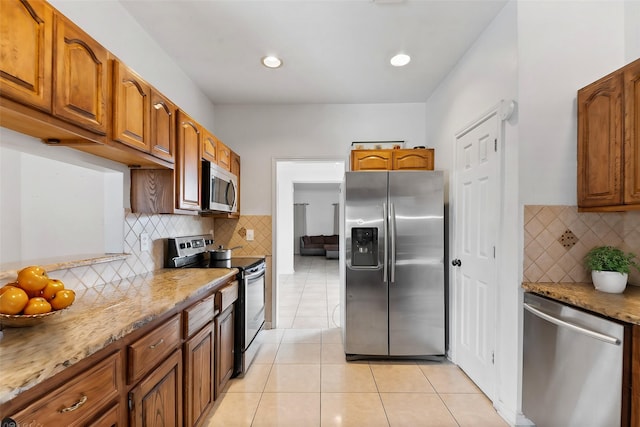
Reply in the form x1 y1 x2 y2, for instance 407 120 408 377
261 56 283 69
390 53 411 67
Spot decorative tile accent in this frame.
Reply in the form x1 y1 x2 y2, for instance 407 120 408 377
524 206 640 285
558 229 578 249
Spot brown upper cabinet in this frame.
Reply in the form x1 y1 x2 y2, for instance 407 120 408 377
351 148 434 171
217 139 232 171
176 110 202 211
112 60 150 152
202 129 218 164
578 58 640 211
112 60 176 164
0 0 53 112
1 0 109 141
53 12 109 135
149 89 176 163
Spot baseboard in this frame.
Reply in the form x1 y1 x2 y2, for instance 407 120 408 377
493 400 534 426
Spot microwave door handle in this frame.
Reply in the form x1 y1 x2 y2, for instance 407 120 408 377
225 181 236 208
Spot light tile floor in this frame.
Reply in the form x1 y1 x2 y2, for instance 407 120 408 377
204 256 507 427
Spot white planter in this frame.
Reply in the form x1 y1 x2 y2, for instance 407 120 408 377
591 270 628 294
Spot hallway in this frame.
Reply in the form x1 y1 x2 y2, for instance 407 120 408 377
205 256 507 426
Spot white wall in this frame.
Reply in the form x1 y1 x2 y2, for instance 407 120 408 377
424 0 628 424
214 103 426 215
518 0 626 205
626 0 640 62
0 127 126 263
294 184 340 236
424 1 520 424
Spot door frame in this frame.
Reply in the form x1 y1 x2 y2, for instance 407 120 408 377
270 158 346 329
449 101 510 399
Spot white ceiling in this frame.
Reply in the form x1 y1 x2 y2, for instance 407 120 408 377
119 0 507 105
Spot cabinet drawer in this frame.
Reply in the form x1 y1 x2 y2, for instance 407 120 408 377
11 352 121 427
216 280 239 313
184 294 215 338
128 314 181 383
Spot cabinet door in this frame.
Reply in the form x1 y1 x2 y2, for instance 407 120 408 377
176 110 202 211
215 304 235 398
112 61 150 152
150 90 176 163
624 59 640 205
577 72 624 208
0 0 53 112
393 149 434 170
184 323 215 427
53 13 108 135
351 150 392 171
129 349 183 427
217 139 231 171
202 130 218 164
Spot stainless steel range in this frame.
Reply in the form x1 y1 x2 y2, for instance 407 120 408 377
165 234 265 377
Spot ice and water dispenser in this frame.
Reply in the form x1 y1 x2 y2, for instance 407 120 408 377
351 228 378 267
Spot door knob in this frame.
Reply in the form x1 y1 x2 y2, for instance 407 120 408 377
451 259 462 267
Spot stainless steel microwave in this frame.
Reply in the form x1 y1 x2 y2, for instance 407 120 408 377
202 161 238 213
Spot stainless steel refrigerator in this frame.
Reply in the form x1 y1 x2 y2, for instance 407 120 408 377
344 170 445 358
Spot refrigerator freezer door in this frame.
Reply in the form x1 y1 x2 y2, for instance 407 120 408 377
344 171 388 356
388 171 445 355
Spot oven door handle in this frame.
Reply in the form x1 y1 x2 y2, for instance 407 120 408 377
245 268 265 281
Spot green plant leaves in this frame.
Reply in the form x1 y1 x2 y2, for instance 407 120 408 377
584 246 640 274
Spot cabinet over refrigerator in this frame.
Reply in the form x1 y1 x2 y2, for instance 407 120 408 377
343 170 445 358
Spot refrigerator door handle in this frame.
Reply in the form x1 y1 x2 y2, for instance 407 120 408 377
390 202 396 284
383 203 388 283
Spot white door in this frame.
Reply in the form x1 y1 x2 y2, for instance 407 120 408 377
452 111 500 399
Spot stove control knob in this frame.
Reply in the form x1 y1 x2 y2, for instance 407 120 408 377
179 243 186 249
186 242 192 248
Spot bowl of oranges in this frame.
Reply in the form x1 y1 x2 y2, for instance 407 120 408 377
0 266 75 327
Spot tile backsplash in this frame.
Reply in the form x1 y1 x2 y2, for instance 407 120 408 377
213 215 272 256
50 210 214 290
524 205 640 285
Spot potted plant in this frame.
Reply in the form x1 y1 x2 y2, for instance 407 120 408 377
584 246 640 293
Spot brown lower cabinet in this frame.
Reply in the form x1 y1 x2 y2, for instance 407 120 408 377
215 304 235 398
129 349 183 427
184 323 215 427
0 278 237 427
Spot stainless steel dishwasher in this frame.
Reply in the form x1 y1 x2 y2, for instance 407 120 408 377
522 293 626 427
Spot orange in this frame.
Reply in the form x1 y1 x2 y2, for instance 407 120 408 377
0 286 29 314
50 289 75 310
23 297 52 315
17 266 49 293
0 283 19 295
42 279 65 301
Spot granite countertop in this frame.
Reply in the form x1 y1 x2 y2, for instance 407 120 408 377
522 282 640 325
0 268 237 405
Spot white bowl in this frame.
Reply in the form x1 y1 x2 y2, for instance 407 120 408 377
591 270 628 294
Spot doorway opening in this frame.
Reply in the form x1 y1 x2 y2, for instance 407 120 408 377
272 159 345 329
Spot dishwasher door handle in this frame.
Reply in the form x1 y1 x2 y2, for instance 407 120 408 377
523 303 621 345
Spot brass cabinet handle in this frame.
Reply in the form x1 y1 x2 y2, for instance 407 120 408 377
149 338 164 349
59 394 88 413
